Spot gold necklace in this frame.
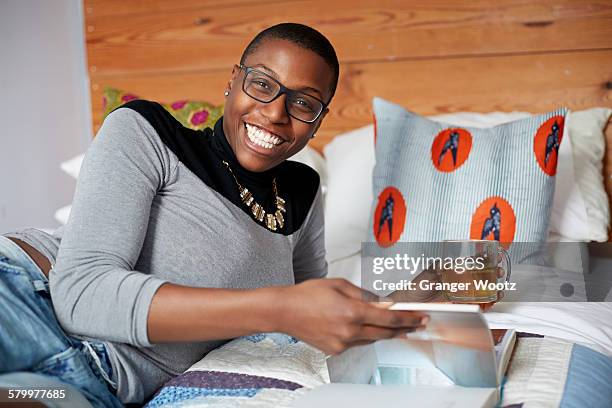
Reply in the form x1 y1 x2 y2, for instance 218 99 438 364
222 160 286 231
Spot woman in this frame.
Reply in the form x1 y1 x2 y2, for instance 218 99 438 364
0 23 428 407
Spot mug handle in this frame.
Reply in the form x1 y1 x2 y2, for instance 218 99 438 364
498 246 511 284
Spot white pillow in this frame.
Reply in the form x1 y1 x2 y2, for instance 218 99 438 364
323 109 609 263
59 153 84 179
54 205 71 225
289 145 328 197
323 125 375 262
56 154 84 225
566 108 612 241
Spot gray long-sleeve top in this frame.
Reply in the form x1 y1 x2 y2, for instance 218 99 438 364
4 101 327 404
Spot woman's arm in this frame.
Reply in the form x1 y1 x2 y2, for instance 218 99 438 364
148 278 428 355
50 107 173 347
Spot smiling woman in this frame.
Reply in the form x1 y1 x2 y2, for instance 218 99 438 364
223 30 337 172
0 22 428 407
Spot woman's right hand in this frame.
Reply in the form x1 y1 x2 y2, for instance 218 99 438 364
277 278 429 356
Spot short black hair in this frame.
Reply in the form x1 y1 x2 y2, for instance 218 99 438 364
239 23 339 104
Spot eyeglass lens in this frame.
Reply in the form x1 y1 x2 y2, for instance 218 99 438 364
243 69 323 122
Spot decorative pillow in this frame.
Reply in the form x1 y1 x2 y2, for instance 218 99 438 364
432 112 590 242
324 110 600 262
102 86 223 131
366 97 568 244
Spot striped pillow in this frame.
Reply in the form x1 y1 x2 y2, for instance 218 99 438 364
368 97 568 246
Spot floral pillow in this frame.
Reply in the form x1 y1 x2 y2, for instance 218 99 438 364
102 86 223 130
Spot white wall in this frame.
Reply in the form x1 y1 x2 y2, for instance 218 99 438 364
0 0 91 232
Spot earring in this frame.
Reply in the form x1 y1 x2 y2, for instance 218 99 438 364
224 91 229 96
310 133 316 139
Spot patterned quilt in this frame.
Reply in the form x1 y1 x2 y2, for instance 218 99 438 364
144 332 612 408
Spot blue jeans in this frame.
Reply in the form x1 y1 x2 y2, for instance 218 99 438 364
0 236 123 408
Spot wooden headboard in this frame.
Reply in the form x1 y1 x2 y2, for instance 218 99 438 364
83 0 612 237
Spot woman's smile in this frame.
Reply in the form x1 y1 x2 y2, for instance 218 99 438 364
240 120 288 158
223 38 334 172
243 121 287 154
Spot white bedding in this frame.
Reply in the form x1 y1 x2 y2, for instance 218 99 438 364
486 303 612 357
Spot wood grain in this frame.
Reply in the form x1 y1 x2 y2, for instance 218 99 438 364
84 0 612 240
84 0 612 76
83 0 284 18
90 49 612 152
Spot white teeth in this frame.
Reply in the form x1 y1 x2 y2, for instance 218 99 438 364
245 123 283 149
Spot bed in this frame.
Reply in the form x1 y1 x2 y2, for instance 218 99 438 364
136 259 612 408
66 1 612 407
138 314 612 408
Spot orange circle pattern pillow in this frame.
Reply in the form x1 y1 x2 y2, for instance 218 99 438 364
368 97 568 247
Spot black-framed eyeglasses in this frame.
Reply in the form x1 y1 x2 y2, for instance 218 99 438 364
236 64 328 123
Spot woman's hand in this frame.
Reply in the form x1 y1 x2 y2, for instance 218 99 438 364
277 278 429 355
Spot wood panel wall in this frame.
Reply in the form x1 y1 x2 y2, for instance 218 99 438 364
84 0 612 237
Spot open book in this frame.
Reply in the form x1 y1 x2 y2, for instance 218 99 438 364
380 303 516 388
293 303 516 408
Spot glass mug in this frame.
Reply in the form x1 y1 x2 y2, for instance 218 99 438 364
439 240 511 303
